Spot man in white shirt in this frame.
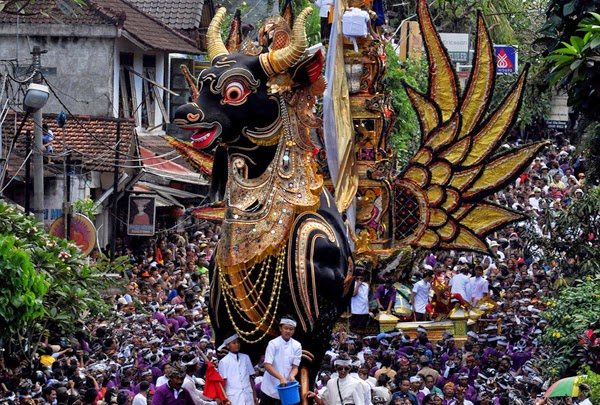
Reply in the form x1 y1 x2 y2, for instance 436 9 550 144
132 381 150 405
469 265 489 305
311 0 334 44
449 267 472 308
410 270 433 321
181 354 217 405
260 316 302 405
306 357 366 405
218 334 256 405
350 271 370 330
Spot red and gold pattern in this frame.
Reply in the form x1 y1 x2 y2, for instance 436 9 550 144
190 204 226 223
165 136 214 177
392 0 547 253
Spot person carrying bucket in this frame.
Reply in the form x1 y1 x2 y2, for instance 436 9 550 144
305 354 366 405
260 316 302 405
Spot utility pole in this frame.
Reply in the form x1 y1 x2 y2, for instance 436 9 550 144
31 46 45 222
65 153 71 239
110 120 121 261
57 112 69 238
24 130 31 214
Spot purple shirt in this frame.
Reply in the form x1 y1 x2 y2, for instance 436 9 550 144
151 383 194 405
153 312 168 325
375 284 396 310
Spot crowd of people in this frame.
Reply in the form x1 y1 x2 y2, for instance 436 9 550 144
0 140 593 405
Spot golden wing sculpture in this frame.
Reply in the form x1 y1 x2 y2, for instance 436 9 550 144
392 0 547 253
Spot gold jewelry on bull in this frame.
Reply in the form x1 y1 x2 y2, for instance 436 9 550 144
217 93 323 341
219 244 287 343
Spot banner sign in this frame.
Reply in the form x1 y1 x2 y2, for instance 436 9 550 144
494 45 518 74
440 33 470 62
128 195 156 236
547 120 568 129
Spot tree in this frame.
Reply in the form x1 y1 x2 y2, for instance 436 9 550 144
0 199 121 360
520 187 600 279
0 235 48 338
384 44 429 166
545 12 600 121
539 275 600 376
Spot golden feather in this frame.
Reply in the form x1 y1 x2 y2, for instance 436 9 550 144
393 0 546 254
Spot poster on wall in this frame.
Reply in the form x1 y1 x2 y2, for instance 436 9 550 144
127 195 156 236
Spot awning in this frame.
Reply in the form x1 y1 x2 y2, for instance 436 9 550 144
131 181 207 208
132 183 183 208
139 146 208 185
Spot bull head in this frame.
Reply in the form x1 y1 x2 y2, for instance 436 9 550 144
174 7 312 150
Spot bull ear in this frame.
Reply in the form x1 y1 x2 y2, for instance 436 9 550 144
209 145 228 202
290 49 324 86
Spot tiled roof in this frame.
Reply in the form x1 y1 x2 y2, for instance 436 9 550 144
0 0 201 54
1 112 136 175
90 0 201 54
127 0 205 30
0 0 112 25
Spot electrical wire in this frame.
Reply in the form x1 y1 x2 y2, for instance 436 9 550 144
0 149 32 193
108 209 207 236
41 73 188 162
71 151 195 179
41 75 193 168
10 83 188 169
1 63 201 179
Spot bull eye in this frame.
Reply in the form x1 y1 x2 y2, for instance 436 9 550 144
223 81 250 105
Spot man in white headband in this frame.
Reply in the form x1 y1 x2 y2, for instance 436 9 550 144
260 316 302 404
217 334 256 405
306 355 365 405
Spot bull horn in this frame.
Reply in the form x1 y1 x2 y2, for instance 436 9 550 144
207 7 229 63
261 7 312 75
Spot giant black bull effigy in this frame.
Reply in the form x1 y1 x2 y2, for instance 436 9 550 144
173 0 548 390
174 7 353 381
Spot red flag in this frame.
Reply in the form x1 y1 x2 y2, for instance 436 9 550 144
203 361 227 400
156 247 163 265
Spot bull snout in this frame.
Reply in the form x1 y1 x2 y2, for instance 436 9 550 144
174 102 204 130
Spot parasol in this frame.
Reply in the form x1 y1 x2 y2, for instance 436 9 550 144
544 376 586 398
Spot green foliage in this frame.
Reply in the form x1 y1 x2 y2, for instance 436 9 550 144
384 43 428 167
546 13 600 81
428 0 527 44
0 235 48 338
305 4 322 46
520 188 600 278
220 0 321 47
581 366 600 404
285 0 321 45
580 123 600 185
540 0 600 120
0 199 118 359
539 0 600 50
539 274 600 376
72 198 96 221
